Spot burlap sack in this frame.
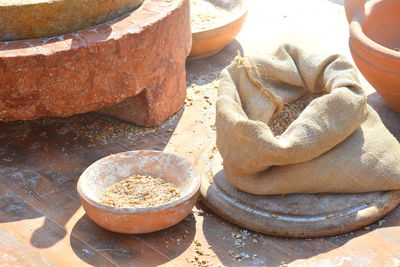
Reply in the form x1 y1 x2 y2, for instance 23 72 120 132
216 44 400 195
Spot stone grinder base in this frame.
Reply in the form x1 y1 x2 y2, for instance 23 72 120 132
0 0 191 127
96 66 187 127
199 147 400 238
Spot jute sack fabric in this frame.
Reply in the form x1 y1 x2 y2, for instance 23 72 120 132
216 44 400 194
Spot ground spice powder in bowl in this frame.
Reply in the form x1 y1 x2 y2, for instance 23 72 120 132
100 175 181 208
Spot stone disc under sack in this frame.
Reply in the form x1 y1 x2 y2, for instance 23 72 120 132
197 147 400 237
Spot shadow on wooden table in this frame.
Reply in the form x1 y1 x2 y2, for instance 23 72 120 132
186 39 244 86
70 213 196 266
0 110 183 254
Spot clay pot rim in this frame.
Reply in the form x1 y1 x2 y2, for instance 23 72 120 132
348 0 400 61
191 0 247 34
350 23 400 60
77 150 202 214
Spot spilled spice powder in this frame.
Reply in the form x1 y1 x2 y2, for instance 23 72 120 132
100 175 180 208
268 93 324 136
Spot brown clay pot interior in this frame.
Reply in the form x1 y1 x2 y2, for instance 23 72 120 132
361 0 400 50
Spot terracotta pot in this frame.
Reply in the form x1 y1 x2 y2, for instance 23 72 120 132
345 0 400 111
189 0 247 61
77 150 201 234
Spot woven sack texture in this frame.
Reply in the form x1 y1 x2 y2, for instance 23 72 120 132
216 44 400 194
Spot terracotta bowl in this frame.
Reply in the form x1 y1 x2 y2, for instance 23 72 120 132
189 0 247 61
77 150 201 234
345 0 400 111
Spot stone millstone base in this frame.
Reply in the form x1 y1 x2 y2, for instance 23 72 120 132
0 0 144 41
199 147 400 238
97 69 187 127
0 0 192 127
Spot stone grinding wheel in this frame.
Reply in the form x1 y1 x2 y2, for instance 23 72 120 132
0 0 192 127
198 147 400 238
0 0 144 41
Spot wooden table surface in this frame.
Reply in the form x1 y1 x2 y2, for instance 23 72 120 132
1 0 399 266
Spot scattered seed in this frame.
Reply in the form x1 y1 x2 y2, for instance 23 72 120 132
191 0 234 31
268 93 324 136
100 175 180 208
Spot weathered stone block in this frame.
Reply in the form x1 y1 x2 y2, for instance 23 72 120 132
0 0 192 127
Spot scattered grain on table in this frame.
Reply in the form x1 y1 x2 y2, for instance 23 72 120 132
186 239 214 266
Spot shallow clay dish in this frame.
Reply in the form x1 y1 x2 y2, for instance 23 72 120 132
189 0 247 60
345 0 400 111
77 150 201 234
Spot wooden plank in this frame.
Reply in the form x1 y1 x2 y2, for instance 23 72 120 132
0 229 53 267
0 183 114 266
0 164 173 266
294 231 400 267
72 215 173 267
0 118 177 266
194 204 340 266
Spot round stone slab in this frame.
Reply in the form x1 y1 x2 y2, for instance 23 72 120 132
0 0 143 41
199 149 400 238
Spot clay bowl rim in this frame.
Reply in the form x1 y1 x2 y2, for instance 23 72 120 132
77 150 202 214
191 0 248 34
349 0 400 60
